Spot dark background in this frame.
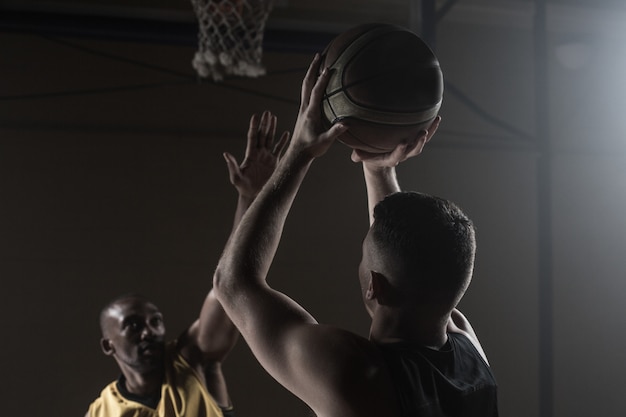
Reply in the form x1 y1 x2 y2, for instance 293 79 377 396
2 1 626 416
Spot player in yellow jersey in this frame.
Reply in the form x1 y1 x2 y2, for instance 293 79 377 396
86 111 289 417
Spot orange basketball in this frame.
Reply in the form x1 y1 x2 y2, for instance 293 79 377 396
320 23 443 153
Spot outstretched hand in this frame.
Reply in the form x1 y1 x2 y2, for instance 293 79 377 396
223 111 290 200
351 116 441 168
289 54 348 159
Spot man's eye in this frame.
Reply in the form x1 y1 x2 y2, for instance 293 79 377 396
125 321 140 330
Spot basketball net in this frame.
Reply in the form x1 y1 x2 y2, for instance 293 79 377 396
190 0 274 81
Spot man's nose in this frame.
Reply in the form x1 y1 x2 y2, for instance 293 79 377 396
140 324 155 339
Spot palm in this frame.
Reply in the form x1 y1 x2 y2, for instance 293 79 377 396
352 116 441 168
224 112 290 199
235 147 279 198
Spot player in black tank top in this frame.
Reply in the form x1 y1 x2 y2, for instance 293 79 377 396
378 333 498 417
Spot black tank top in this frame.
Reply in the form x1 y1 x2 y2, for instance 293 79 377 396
378 332 499 417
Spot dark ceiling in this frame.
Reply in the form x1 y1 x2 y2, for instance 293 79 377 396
2 0 625 51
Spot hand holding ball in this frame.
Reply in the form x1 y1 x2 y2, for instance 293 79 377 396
321 24 443 153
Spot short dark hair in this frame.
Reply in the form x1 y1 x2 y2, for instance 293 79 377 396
99 292 150 334
371 192 475 307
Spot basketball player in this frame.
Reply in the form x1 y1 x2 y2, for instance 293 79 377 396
86 111 289 417
213 54 499 417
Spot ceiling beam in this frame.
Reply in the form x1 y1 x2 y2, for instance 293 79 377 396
0 9 336 52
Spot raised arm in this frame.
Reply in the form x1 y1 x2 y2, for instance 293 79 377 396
352 116 441 224
178 111 288 406
351 118 492 366
213 56 362 415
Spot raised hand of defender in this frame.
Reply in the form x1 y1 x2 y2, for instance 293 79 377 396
223 111 290 199
351 116 441 168
289 54 347 158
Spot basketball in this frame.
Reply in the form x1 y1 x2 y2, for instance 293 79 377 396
320 23 444 153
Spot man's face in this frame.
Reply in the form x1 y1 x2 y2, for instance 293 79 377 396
100 297 166 373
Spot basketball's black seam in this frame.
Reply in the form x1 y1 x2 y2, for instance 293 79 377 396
328 63 440 93
324 25 401 121
325 96 340 123
325 77 441 113
323 24 440 149
327 30 440 112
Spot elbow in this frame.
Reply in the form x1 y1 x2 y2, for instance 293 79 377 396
212 263 228 301
213 258 261 303
212 261 243 303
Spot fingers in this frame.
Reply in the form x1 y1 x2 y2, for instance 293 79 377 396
273 131 291 157
308 66 332 113
352 116 442 165
403 133 426 158
351 139 420 166
223 152 241 183
267 114 278 149
360 149 401 166
257 111 276 149
300 53 323 109
247 111 280 152
245 113 260 156
425 115 441 143
321 122 347 142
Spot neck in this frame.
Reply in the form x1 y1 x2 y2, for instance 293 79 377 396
119 365 164 397
369 308 450 349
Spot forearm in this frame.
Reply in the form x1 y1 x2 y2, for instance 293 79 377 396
193 112 286 362
193 189 254 356
215 148 314 293
195 291 239 358
363 164 400 224
232 194 254 230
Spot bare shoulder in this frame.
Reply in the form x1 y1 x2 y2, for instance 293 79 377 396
290 325 398 417
174 321 218 373
175 320 203 367
174 322 234 407
446 309 490 365
297 324 383 368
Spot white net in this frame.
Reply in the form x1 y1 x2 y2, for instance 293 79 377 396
190 0 274 81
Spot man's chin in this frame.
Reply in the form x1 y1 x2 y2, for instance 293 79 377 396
138 344 165 365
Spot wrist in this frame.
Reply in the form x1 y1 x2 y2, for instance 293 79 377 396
284 143 317 166
363 163 396 178
237 193 255 208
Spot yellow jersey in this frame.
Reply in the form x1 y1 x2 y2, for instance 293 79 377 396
88 342 224 417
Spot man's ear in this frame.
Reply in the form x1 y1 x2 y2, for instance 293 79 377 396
101 338 115 356
368 270 400 306
366 271 387 302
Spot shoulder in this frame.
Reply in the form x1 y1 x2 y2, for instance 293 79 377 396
85 381 124 417
446 309 490 365
293 324 382 371
448 309 473 333
91 380 119 400
170 338 204 375
174 324 207 369
291 325 398 415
